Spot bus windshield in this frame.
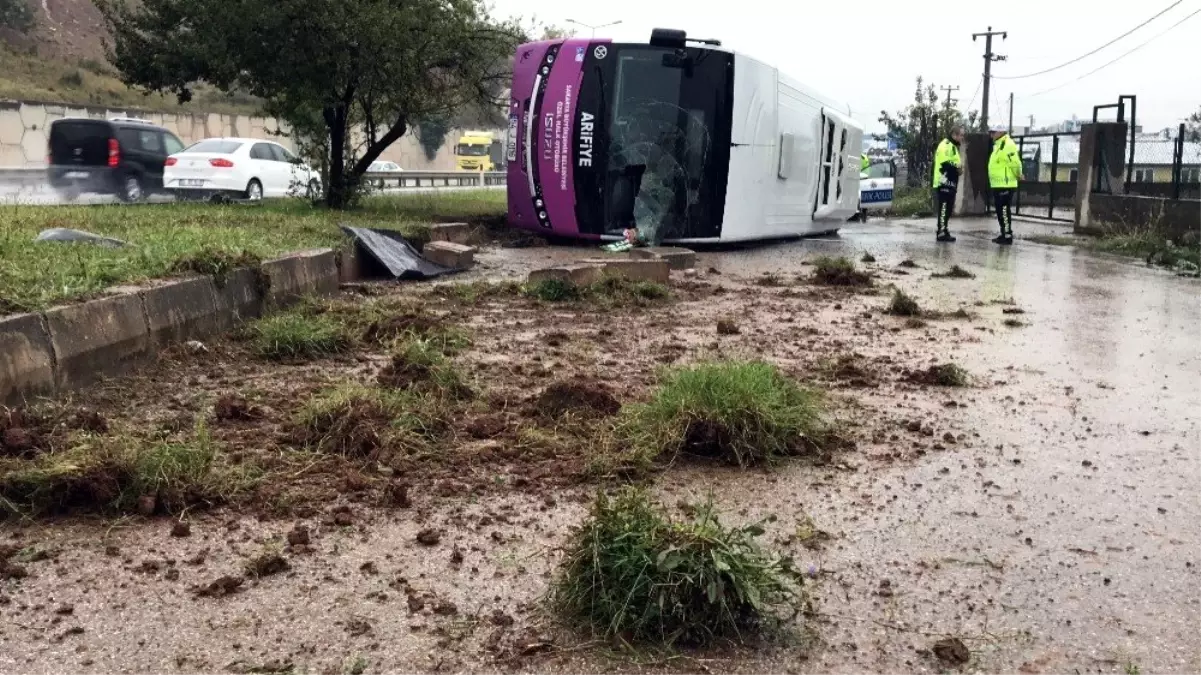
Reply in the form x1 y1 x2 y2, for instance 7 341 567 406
575 44 733 242
610 47 732 242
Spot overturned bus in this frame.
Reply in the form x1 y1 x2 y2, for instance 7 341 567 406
506 28 864 244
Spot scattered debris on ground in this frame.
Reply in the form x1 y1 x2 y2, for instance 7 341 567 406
932 264 976 279
811 256 873 287
907 363 970 387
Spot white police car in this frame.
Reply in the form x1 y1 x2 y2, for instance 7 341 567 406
855 160 896 221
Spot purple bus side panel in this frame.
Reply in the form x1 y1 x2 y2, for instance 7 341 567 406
507 39 609 238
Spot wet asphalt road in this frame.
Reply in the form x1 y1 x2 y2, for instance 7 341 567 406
695 216 1201 672
481 214 1201 671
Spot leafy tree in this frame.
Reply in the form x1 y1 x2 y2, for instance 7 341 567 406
0 0 34 33
416 117 452 162
879 78 974 188
1186 105 1201 142
98 0 523 208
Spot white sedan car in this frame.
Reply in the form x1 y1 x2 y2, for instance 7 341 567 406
163 138 321 200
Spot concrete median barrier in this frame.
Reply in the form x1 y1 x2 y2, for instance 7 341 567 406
577 258 671 283
261 248 339 308
140 277 223 347
212 268 266 329
423 241 475 269
44 294 151 390
629 246 697 270
0 313 57 405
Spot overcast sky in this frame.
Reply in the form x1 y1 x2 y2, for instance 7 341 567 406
494 0 1201 133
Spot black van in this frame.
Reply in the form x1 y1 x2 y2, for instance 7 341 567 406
47 117 186 202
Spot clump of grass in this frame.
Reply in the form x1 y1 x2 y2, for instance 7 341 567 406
524 277 671 306
617 361 828 467
755 273 784 287
170 248 262 285
811 256 872 287
525 279 580 302
907 363 970 387
716 318 740 335
551 488 804 646
0 422 248 516
292 384 442 459
249 309 350 360
1003 318 1026 328
932 264 975 279
886 186 934 218
885 289 923 317
434 280 523 305
377 338 474 400
860 252 877 264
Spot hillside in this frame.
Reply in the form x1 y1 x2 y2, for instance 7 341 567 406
0 0 262 114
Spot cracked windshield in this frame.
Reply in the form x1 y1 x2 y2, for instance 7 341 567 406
608 50 713 244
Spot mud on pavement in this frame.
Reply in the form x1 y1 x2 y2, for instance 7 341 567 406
1 238 1198 675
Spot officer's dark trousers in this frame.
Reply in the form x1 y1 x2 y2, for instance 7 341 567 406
936 186 956 235
993 188 1016 237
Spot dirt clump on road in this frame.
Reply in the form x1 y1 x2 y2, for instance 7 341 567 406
531 380 622 420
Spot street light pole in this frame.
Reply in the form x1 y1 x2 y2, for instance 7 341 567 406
565 18 622 38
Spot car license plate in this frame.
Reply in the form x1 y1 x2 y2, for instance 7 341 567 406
180 179 205 187
505 114 518 162
64 171 89 179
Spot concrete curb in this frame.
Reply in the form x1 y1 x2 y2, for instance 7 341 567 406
1 246 346 406
0 313 56 404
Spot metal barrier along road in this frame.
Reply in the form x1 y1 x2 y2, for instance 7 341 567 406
366 170 507 190
0 167 507 190
1012 131 1082 223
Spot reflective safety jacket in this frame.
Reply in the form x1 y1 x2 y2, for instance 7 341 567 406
989 134 1022 189
932 138 961 188
861 154 870 172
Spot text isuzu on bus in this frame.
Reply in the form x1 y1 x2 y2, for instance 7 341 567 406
506 28 864 244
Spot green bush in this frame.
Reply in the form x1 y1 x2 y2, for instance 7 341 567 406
552 489 804 646
617 361 827 467
887 186 934 218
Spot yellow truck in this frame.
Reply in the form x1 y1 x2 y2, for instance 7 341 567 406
454 131 501 171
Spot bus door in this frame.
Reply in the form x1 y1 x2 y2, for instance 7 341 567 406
813 108 863 221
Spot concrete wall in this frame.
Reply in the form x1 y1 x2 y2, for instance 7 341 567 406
1 247 350 406
0 99 503 171
1074 122 1201 237
0 99 289 167
1084 193 1201 239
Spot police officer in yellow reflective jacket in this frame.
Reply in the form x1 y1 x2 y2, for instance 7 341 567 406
932 125 964 242
861 154 870 173
988 124 1022 245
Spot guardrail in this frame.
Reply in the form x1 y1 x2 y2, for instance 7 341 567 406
0 167 508 190
366 170 507 190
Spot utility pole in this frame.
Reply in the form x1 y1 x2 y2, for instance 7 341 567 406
972 26 1007 130
940 85 960 114
1008 93 1014 133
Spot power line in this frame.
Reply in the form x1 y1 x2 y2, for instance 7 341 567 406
1026 7 1201 97
994 0 1184 79
965 75 983 112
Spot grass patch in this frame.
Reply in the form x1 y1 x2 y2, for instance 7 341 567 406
932 264 976 279
552 488 804 646
377 338 474 400
860 252 877 264
755 272 785 287
1030 226 1200 274
810 256 872 287
617 361 828 468
0 191 505 312
292 384 444 460
886 186 934 218
524 276 671 307
249 309 351 360
907 363 970 387
885 289 923 317
170 248 263 285
0 47 263 114
0 422 248 516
